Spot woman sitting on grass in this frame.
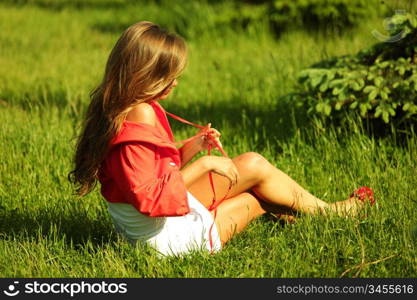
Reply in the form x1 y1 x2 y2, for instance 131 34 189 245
68 21 375 256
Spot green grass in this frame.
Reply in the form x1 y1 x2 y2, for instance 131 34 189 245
0 0 416 277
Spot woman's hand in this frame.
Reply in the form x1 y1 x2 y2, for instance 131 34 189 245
179 124 222 167
202 156 239 186
197 123 222 151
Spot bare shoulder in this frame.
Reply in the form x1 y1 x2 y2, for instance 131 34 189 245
125 102 156 126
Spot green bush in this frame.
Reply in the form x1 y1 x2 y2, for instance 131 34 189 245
267 0 394 34
5 0 409 38
153 1 267 39
2 0 268 39
293 12 417 125
0 0 129 10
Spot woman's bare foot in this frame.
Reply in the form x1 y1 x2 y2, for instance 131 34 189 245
330 186 375 217
330 197 365 217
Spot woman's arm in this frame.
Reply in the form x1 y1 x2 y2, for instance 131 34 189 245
179 124 222 166
179 139 203 166
179 156 209 188
180 155 239 189
107 142 190 216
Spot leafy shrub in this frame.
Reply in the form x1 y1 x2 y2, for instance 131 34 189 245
0 0 129 10
155 1 267 38
5 0 405 38
266 0 394 34
294 12 417 125
87 0 269 39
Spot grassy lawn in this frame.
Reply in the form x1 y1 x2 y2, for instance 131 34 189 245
0 0 416 277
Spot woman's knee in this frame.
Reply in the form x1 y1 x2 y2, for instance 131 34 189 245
233 152 270 179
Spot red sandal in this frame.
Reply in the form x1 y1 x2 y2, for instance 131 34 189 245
350 186 375 206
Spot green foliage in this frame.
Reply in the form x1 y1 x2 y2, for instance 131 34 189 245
295 12 417 125
267 0 391 34
152 1 268 39
3 0 403 38
0 0 129 9
1 0 269 39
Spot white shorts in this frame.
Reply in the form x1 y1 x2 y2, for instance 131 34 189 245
108 191 222 257
146 191 222 257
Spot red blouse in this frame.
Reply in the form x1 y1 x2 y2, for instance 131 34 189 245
98 100 190 217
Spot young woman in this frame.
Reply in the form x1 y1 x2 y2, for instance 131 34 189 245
68 21 374 256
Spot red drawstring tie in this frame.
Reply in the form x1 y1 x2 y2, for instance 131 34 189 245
165 111 232 253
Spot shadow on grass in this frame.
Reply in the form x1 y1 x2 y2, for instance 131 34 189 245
1 0 130 11
163 97 309 154
0 205 117 248
4 86 311 153
1 84 88 125
91 20 134 35
6 82 414 152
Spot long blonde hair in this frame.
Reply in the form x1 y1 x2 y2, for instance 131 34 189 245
68 21 187 196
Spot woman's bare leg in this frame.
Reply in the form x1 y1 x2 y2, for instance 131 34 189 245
204 190 293 244
211 192 265 244
188 152 364 244
188 152 362 217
